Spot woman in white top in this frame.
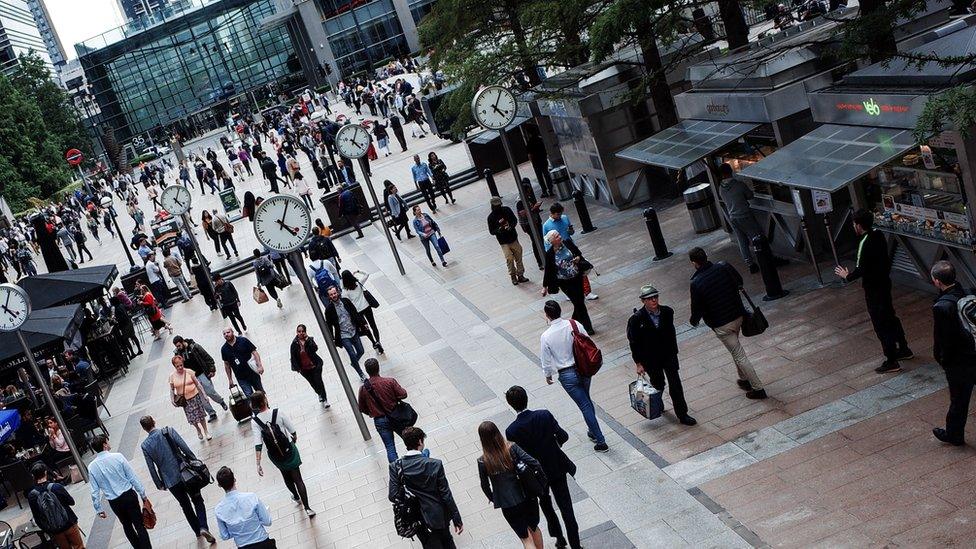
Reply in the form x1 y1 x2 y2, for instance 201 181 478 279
294 172 314 210
340 269 383 354
249 391 316 517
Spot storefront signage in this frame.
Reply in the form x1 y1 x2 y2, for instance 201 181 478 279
812 190 833 214
675 78 822 123
792 189 805 216
810 91 929 129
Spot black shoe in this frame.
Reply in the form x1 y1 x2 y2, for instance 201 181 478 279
207 414 218 423
896 347 915 361
517 276 530 283
933 428 965 446
407 234 416 239
587 432 597 442
555 538 568 548
737 379 752 390
679 415 698 426
377 344 385 354
512 277 519 286
593 442 609 453
220 402 228 411
318 394 326 403
875 360 902 374
748 263 760 274
746 389 768 400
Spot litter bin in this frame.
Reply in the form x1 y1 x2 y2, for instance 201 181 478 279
683 183 720 233
550 166 572 200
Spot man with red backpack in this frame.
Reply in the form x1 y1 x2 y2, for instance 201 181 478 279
540 300 609 453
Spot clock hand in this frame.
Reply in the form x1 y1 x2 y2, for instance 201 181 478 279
3 292 9 308
493 90 502 108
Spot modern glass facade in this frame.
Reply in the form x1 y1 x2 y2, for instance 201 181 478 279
318 0 410 76
25 0 64 67
0 0 53 75
78 0 305 143
407 0 434 25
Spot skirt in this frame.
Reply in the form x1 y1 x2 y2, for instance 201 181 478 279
183 392 208 425
150 317 166 330
271 442 303 471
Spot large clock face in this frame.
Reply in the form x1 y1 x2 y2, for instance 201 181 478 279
160 184 191 215
472 86 518 130
0 283 30 332
336 124 371 159
253 194 312 253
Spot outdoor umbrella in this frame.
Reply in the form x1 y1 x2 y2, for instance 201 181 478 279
18 264 119 310
0 409 21 444
0 303 85 371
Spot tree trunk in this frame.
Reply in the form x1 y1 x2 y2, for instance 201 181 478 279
718 0 749 50
858 0 897 62
503 0 541 87
638 28 678 129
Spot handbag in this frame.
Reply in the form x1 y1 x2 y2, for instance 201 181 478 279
364 288 380 309
629 375 664 420
391 460 423 538
253 286 269 304
142 499 157 529
364 380 417 432
163 428 213 493
173 372 188 408
513 447 548 498
740 288 769 337
436 233 450 254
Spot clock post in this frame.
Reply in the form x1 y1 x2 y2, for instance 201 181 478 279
181 212 218 305
100 196 135 267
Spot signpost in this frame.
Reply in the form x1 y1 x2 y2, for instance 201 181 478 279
65 148 92 195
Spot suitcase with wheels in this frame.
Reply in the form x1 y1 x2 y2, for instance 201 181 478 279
228 386 251 421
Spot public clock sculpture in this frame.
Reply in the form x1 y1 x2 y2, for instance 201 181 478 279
160 184 192 216
471 85 518 130
253 194 312 253
0 283 30 332
336 124 371 159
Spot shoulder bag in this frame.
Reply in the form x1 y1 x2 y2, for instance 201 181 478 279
363 283 380 309
162 428 213 492
570 320 603 376
173 372 188 408
740 288 769 337
391 459 423 538
512 446 548 498
364 380 417 432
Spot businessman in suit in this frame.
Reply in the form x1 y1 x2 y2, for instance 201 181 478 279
389 427 463 548
505 385 580 549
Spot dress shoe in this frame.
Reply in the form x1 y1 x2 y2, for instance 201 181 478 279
200 530 216 544
875 360 902 374
746 389 768 400
896 347 915 361
555 538 568 548
933 428 965 446
678 415 698 426
737 379 752 390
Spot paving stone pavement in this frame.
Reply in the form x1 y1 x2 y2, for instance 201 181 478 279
5 96 974 549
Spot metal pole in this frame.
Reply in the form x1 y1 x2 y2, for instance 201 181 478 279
103 198 135 267
286 252 371 441
17 330 88 482
499 131 546 270
823 214 841 267
800 219 823 285
362 171 405 275
181 212 217 299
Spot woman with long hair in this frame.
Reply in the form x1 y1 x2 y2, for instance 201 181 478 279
201 210 220 255
411 205 446 267
428 152 455 205
477 421 544 549
340 269 383 354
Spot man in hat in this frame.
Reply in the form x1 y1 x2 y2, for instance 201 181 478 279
627 285 696 425
486 196 530 285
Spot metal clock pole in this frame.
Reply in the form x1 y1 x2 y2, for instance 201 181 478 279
180 212 217 301
499 120 546 270
100 196 135 267
286 252 371 441
362 170 405 275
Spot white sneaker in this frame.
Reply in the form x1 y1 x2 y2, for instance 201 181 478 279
206 433 213 441
305 508 316 518
586 293 599 301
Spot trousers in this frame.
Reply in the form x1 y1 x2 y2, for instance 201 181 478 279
51 524 85 549
339 337 365 378
648 360 689 418
538 473 580 549
729 215 762 267
108 489 151 548
197 373 224 415
169 481 209 535
417 180 437 211
865 285 907 361
944 365 975 442
171 274 191 301
558 367 604 444
500 241 524 278
299 365 327 399
714 317 763 390
417 527 456 549
557 276 593 334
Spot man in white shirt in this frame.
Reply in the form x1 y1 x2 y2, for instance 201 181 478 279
145 251 170 308
540 300 608 453
214 467 275 548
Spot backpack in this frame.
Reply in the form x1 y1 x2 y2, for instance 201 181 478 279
956 295 976 346
570 320 603 376
253 409 294 463
391 460 423 538
311 262 337 297
32 484 72 534
256 259 274 279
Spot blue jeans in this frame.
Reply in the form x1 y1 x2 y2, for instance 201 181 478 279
374 416 398 463
339 336 365 378
420 235 445 263
558 367 605 444
236 373 264 397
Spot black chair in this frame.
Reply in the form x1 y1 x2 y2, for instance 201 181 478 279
0 462 33 509
82 381 110 417
16 530 55 549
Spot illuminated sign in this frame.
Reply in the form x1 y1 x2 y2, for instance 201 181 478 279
833 98 911 115
863 98 880 116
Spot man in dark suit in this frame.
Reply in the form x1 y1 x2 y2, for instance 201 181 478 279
930 261 976 445
389 427 463 548
835 209 912 373
628 285 696 426
505 386 580 549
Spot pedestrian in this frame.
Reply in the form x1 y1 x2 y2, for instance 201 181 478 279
139 416 216 544
718 163 763 273
294 172 314 210
834 209 912 373
341 269 384 353
88 434 153 549
373 119 390 157
250 391 316 517
215 274 248 334
201 210 221 256
139 284 172 340
505 386 580 549
929 261 975 446
168 355 212 441
627 285 696 426
412 205 447 267
259 153 282 194
289 324 329 405
220 327 265 397
323 285 367 381
357 358 408 462
112 294 143 356
389 113 407 152
428 152 455 205
338 184 364 239
174 335 227 421
487 196 529 286
688 247 766 399
269 248 291 285
252 250 283 308
477 421 545 549
385 183 414 240
71 226 93 263
410 155 437 212
388 427 463 548
541 231 593 334
27 462 84 549
210 210 239 258
543 202 597 301
214 467 276 548
526 132 554 197
56 225 76 264
308 225 341 268
163 248 191 303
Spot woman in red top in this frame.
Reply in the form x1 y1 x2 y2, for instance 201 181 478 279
138 283 171 339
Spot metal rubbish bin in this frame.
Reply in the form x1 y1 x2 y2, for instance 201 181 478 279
550 166 573 200
683 183 720 233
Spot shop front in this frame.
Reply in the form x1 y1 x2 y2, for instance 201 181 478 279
738 20 976 288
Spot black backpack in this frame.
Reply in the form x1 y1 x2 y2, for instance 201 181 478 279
253 409 294 462
31 484 72 534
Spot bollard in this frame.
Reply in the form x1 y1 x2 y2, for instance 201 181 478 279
643 207 673 261
572 190 597 233
484 168 499 197
752 234 789 301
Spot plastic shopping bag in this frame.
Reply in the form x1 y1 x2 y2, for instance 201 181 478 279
629 375 664 420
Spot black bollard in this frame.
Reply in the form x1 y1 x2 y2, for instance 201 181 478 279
572 190 597 233
643 207 673 261
752 234 789 301
483 168 499 197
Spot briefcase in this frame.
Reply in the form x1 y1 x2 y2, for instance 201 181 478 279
629 376 664 420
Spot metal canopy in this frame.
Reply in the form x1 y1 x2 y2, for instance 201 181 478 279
738 124 917 192
615 120 760 170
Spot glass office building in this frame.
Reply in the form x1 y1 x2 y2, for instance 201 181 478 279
315 0 413 76
77 0 306 144
0 0 53 75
